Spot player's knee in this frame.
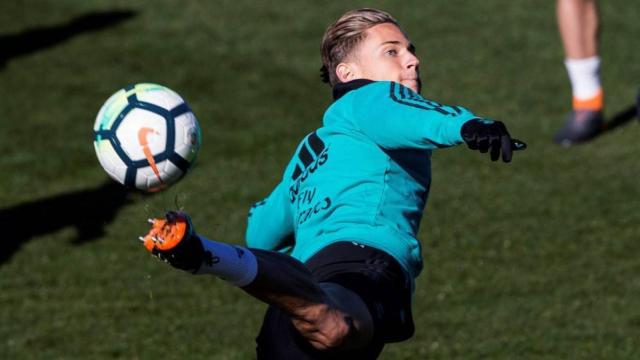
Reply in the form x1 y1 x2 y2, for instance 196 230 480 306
319 282 374 350
291 301 361 352
310 314 353 351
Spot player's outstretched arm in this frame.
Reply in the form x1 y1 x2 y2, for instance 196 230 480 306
347 81 474 150
344 81 526 159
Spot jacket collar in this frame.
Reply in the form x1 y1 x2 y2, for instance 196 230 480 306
332 79 374 100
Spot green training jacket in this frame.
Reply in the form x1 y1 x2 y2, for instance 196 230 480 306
246 80 479 282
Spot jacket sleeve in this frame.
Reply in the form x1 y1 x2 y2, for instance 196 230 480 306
245 181 294 252
347 81 480 149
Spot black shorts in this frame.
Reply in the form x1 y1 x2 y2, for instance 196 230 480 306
255 241 414 359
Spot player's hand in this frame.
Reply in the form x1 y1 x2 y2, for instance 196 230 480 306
290 304 353 351
460 118 525 162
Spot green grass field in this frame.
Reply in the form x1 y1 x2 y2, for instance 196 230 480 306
1 1 639 358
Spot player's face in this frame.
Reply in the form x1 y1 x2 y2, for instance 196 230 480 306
347 23 421 93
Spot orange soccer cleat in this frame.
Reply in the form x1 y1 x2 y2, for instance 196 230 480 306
140 211 205 273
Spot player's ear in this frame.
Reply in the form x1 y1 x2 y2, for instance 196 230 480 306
336 62 358 83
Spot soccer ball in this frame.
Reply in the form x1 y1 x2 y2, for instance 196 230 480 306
93 83 201 192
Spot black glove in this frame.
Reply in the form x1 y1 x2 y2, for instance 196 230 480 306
461 119 515 162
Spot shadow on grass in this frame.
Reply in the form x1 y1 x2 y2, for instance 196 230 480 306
0 180 145 266
595 90 640 139
0 9 137 67
601 104 639 134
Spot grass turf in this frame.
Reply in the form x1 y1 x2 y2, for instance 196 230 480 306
1 0 639 358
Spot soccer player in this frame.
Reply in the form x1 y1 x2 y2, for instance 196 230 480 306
554 0 603 145
141 8 525 359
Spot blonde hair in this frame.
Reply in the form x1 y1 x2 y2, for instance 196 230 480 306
320 8 399 86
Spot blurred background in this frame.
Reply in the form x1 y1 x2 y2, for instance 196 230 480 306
1 1 639 358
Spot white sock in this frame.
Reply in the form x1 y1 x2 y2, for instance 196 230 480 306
564 56 602 100
194 236 258 287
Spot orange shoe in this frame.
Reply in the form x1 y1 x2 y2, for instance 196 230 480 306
140 211 204 273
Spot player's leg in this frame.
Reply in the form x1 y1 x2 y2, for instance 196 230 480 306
256 298 382 360
141 211 373 352
254 241 414 359
243 249 374 351
557 0 599 59
555 0 603 145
